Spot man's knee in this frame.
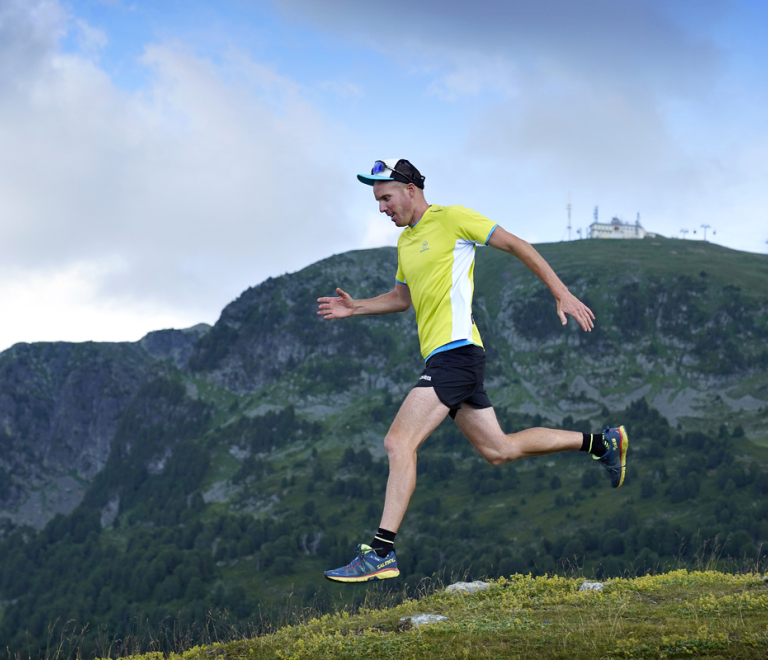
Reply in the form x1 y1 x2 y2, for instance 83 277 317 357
477 439 523 466
384 432 410 463
480 449 508 466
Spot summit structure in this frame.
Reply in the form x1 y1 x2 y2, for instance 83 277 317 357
589 215 651 239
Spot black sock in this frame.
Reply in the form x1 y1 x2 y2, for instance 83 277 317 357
370 527 396 557
581 433 607 457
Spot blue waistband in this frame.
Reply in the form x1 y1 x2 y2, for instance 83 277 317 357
425 339 478 361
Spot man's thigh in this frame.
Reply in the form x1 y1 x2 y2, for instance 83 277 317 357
386 387 451 453
453 404 507 456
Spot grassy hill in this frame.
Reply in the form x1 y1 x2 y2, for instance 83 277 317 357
1 237 767 657
92 570 768 659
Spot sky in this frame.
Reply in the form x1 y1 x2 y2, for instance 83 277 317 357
1 0 767 351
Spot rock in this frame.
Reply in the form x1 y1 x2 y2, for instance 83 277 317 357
399 614 448 628
100 495 120 529
139 324 211 369
579 581 604 592
445 580 491 594
0 341 160 528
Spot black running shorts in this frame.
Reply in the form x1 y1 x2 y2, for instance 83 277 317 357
414 344 493 419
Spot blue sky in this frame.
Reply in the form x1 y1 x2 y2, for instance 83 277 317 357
0 0 766 350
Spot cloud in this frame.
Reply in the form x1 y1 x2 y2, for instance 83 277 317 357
73 18 108 57
271 0 768 254
0 261 199 346
269 0 729 213
0 0 363 349
269 0 723 96
317 78 363 99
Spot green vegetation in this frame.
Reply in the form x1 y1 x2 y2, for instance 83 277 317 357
2 392 768 657
98 571 768 659
1 237 768 658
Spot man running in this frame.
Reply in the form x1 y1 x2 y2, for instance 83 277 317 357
317 159 628 583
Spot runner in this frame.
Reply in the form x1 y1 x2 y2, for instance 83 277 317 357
317 159 628 583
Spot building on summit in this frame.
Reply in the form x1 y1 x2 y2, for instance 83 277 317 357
589 214 653 240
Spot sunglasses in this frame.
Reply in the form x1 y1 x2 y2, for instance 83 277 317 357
371 160 418 185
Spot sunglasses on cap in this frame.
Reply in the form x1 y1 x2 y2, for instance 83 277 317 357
371 160 422 186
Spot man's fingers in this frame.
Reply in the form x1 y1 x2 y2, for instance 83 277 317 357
578 308 594 331
560 300 595 332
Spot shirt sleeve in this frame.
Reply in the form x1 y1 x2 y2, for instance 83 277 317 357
395 247 407 285
449 206 498 245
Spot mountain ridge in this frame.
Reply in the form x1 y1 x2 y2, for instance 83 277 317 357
2 237 767 530
1 236 768 656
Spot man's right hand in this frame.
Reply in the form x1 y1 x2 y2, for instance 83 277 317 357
317 288 355 319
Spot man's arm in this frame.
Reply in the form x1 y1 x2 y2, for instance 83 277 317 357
488 226 595 332
317 282 412 320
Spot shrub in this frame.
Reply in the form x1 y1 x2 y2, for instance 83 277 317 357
641 479 656 499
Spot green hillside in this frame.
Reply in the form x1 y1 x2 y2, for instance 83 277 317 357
68 571 768 659
1 237 767 657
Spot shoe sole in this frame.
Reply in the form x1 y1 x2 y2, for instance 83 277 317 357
616 425 629 488
324 568 400 583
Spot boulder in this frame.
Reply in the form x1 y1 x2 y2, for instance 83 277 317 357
445 580 491 594
400 614 448 628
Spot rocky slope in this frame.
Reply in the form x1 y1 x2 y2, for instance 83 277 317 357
0 324 209 528
0 237 766 532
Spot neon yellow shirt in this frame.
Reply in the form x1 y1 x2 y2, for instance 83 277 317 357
395 205 498 359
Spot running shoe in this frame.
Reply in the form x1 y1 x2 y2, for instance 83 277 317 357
324 544 400 583
594 425 629 488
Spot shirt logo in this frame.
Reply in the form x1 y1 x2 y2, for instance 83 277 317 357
420 241 430 253
419 374 432 381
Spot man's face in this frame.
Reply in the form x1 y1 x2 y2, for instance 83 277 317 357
373 181 414 227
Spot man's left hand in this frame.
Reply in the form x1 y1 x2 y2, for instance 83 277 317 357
557 292 595 332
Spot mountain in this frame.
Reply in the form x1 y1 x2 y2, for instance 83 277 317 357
0 236 766 656
0 324 210 529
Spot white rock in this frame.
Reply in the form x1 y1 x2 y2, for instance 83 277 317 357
445 580 491 594
400 614 448 627
579 581 604 592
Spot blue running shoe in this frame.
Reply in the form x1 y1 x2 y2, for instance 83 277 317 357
324 544 400 583
593 425 629 488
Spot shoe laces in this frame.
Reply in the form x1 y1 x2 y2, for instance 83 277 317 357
354 543 375 560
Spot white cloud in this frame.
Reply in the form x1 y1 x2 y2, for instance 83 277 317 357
270 0 723 97
0 0 364 351
425 54 519 102
317 78 363 99
359 209 401 250
0 261 200 347
74 18 108 57
268 0 762 247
